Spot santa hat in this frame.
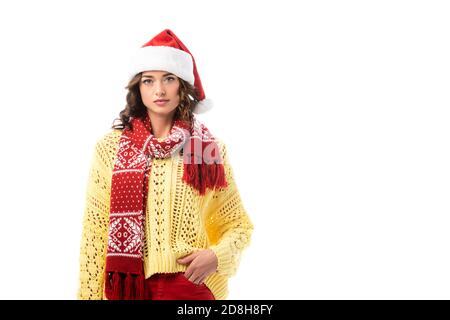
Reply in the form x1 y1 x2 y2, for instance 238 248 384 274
128 29 213 114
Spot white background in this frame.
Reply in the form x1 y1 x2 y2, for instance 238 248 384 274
0 0 449 299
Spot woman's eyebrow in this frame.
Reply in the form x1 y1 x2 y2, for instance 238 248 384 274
142 73 174 78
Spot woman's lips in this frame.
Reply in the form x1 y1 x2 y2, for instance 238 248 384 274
154 100 169 106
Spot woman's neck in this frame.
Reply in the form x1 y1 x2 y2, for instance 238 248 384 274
148 110 174 139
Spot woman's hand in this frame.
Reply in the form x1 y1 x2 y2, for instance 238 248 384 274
177 249 218 285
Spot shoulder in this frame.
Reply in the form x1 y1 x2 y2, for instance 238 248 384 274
94 129 122 150
212 136 227 159
91 129 123 170
212 137 233 167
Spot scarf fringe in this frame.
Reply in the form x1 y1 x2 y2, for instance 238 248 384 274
105 271 147 300
182 163 228 195
124 272 134 300
213 162 227 188
135 273 146 300
112 272 122 300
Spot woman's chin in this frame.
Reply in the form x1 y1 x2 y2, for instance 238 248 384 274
147 107 177 117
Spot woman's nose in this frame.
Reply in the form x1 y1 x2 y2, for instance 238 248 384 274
155 82 166 96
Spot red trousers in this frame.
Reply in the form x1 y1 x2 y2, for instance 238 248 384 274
145 272 215 300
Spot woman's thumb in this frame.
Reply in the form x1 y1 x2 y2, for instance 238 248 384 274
177 252 197 264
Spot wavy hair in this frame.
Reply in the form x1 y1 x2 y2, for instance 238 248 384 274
111 72 200 131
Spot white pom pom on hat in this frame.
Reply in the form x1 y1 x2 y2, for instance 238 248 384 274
128 29 213 114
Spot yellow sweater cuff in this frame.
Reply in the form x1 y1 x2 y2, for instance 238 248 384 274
209 241 233 277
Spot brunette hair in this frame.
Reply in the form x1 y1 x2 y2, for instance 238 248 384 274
111 72 200 131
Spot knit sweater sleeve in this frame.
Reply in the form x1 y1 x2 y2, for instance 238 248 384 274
205 141 254 278
77 135 114 300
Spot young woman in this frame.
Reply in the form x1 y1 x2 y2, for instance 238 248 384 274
77 29 254 300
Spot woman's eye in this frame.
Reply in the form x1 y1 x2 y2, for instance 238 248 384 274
143 77 175 84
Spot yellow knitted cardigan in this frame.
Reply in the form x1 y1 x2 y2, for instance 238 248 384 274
77 129 254 300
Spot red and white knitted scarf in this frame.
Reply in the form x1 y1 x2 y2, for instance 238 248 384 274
104 113 227 300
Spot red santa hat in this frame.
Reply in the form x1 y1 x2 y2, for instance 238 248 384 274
128 29 213 114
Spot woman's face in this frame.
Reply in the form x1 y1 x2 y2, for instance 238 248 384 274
139 70 181 117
